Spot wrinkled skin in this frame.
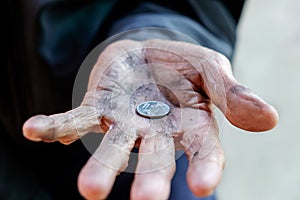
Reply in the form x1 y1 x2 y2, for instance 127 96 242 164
23 40 278 200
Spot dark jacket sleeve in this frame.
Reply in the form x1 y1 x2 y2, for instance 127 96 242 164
107 0 241 60
38 0 243 77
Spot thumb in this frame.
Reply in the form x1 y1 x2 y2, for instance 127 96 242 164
223 83 278 132
143 40 278 132
197 51 279 132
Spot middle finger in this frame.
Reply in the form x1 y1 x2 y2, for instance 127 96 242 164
131 132 175 200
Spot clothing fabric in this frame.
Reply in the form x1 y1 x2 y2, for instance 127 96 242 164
4 0 244 199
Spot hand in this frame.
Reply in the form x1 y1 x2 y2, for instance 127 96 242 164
23 40 278 200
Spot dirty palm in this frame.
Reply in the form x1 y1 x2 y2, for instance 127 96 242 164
23 40 278 199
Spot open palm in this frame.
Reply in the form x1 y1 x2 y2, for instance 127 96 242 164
23 40 278 200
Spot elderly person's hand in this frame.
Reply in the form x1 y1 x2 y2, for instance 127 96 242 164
23 40 278 200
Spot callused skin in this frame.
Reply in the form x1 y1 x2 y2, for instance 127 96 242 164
23 39 278 200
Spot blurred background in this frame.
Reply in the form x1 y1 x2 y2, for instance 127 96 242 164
217 0 300 200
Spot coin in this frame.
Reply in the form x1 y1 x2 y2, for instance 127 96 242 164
136 101 170 119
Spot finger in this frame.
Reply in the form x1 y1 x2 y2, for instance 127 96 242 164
181 114 224 197
131 133 175 200
186 135 224 197
78 125 137 200
22 106 102 144
144 40 278 132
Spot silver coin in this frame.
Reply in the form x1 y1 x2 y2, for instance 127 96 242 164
136 101 170 118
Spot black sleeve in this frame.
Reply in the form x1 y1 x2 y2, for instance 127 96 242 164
106 0 244 60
